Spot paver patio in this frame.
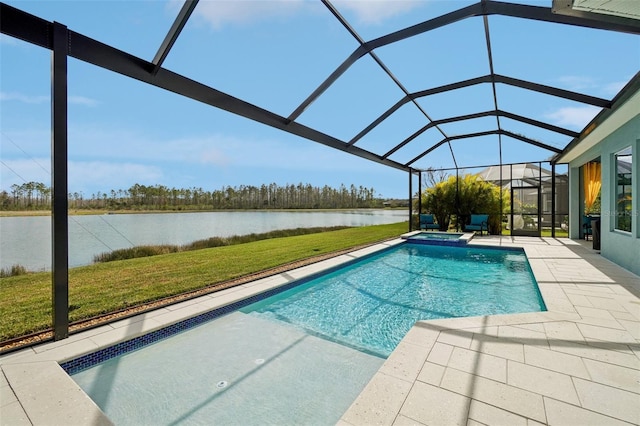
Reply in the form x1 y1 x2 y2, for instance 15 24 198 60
340 237 640 425
2 236 639 425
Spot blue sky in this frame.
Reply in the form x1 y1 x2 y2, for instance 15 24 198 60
1 0 638 198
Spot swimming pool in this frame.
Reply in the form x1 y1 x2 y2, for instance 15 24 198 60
65 242 545 425
241 243 543 356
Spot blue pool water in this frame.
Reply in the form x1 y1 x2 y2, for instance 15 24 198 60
68 242 545 425
242 243 544 357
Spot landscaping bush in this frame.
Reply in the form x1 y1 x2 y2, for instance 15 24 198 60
0 264 28 278
420 174 508 234
93 226 352 263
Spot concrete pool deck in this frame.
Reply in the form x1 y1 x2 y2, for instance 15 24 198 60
2 236 639 425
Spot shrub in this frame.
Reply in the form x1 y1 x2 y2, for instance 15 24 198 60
421 174 508 234
0 264 29 278
93 245 179 262
93 226 352 263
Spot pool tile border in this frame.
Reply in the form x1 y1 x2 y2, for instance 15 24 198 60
60 240 408 374
61 238 543 375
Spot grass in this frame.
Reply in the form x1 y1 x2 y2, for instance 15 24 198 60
0 222 408 342
498 229 569 237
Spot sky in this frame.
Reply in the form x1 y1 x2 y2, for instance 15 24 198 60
1 0 638 199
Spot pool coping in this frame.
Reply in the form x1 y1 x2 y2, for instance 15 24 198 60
2 237 639 425
401 230 475 246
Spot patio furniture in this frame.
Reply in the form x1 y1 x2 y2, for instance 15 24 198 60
419 214 440 231
465 214 489 235
591 216 601 250
583 215 593 241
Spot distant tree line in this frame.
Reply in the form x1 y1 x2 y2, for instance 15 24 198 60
0 182 392 211
2 182 51 210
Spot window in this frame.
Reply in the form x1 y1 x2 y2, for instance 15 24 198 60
615 147 632 232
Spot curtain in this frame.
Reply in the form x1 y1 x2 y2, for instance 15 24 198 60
584 162 601 212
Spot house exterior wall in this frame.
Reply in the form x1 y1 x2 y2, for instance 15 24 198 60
568 114 640 276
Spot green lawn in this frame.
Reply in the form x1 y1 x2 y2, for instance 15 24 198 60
499 229 569 237
0 222 408 342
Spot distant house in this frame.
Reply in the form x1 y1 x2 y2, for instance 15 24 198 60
476 163 569 234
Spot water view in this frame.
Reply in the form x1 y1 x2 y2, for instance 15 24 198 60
0 210 407 271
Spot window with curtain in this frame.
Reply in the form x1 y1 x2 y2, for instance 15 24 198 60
583 161 601 214
615 147 632 232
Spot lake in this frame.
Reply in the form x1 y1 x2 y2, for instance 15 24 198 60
0 210 408 271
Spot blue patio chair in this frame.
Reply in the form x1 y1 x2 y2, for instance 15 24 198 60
419 214 440 231
465 214 489 235
583 215 592 241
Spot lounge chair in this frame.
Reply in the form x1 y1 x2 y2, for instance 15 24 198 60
583 215 592 241
419 214 440 231
465 214 489 235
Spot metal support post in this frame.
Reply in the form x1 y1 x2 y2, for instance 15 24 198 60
51 22 69 340
409 170 413 231
539 162 543 236
551 162 556 238
418 171 422 215
455 168 460 231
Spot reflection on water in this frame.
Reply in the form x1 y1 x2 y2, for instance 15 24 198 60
0 210 407 271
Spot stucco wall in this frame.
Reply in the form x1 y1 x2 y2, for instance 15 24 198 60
568 114 639 276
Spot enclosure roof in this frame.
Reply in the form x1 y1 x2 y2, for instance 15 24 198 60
477 163 555 182
1 0 639 174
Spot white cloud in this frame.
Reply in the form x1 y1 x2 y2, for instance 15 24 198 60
1 157 208 195
188 0 421 29
0 158 51 190
545 106 600 128
221 135 378 172
1 122 232 167
193 0 311 29
555 75 633 98
67 125 235 166
4 119 389 173
603 80 627 97
0 92 48 104
198 147 231 166
0 92 99 106
332 0 423 25
0 158 162 194
1 120 398 195
555 75 596 92
153 136 233 166
0 129 50 160
68 161 163 193
69 96 100 107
